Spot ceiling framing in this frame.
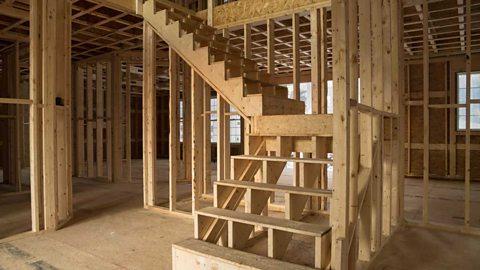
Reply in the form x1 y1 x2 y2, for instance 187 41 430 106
0 0 478 71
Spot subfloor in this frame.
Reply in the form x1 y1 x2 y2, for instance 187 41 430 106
367 226 480 270
1 160 480 269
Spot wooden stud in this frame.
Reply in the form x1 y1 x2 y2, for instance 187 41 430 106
125 63 132 182
169 48 179 211
75 66 85 178
244 24 251 59
96 62 104 177
143 21 157 207
465 0 471 228
358 0 373 261
203 83 212 194
86 65 95 178
422 0 430 225
112 54 123 182
267 18 275 75
106 61 113 182
331 0 351 268
292 13 300 100
192 70 204 213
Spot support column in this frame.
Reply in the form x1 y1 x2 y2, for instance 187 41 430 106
331 0 352 268
192 71 204 213
143 22 157 208
30 0 73 231
169 48 179 211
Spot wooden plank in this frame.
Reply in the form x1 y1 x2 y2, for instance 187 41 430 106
216 180 332 197
231 154 332 165
465 0 471 228
197 207 331 236
267 18 275 75
422 0 429 225
125 63 132 182
203 83 212 194
217 97 226 181
311 8 328 115
106 62 113 182
29 0 43 232
96 62 104 177
331 0 351 267
358 0 373 261
371 0 384 252
251 114 332 137
112 54 123 182
192 71 204 213
243 24 251 59
75 66 85 177
292 13 300 100
143 22 157 207
0 98 33 105
169 48 179 211
86 65 95 178
183 62 192 182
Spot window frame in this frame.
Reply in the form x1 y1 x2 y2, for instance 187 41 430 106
456 71 480 131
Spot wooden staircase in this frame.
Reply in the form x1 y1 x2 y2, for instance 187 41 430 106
140 0 333 268
141 0 304 117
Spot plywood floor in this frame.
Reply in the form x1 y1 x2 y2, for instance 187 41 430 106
1 160 480 269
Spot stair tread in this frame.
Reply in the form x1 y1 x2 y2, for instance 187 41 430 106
216 180 333 197
232 154 333 164
197 207 331 236
173 239 315 270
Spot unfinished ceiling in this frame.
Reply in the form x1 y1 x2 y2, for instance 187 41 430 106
0 0 478 69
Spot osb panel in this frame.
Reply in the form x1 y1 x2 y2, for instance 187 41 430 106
410 106 423 143
197 0 330 27
429 150 446 176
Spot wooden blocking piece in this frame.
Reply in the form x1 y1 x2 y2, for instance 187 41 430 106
285 193 305 220
195 213 215 241
227 220 254 249
315 230 332 269
245 188 271 215
267 228 292 259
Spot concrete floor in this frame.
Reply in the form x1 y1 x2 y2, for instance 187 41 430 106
1 160 480 269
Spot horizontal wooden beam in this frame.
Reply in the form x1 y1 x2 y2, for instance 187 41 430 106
251 114 333 137
0 98 33 105
196 0 330 28
0 4 29 20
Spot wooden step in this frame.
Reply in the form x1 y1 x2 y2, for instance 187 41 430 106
215 180 332 197
173 238 315 270
196 207 330 237
231 154 333 165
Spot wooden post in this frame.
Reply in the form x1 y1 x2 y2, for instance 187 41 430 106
267 18 275 75
29 0 44 232
192 71 204 213
358 0 373 261
86 65 95 178
143 22 157 208
203 83 211 194
244 24 251 59
371 0 384 252
96 63 104 177
207 0 214 26
169 48 179 211
331 0 351 268
112 54 123 182
75 66 85 177
217 97 226 181
292 13 300 100
465 0 471 228
30 0 73 230
125 63 132 182
183 63 192 182
422 0 429 225
106 62 113 182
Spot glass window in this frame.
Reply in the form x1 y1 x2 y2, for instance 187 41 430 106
457 72 480 130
